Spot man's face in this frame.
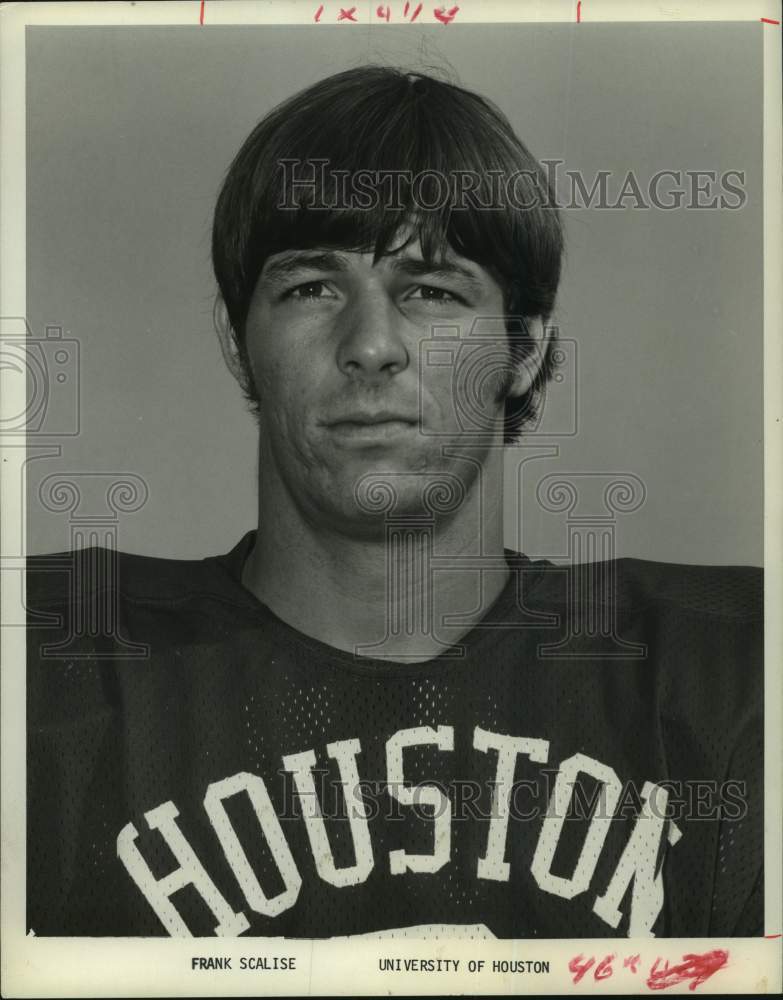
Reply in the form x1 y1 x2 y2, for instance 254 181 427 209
240 237 515 534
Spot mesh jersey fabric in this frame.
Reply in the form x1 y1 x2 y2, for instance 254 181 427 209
26 532 763 938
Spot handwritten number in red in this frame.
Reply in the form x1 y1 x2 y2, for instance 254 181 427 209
314 3 458 23
570 949 728 990
568 954 596 985
594 954 615 981
433 4 459 23
646 950 729 992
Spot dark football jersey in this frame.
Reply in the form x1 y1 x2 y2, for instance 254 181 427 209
26 532 763 939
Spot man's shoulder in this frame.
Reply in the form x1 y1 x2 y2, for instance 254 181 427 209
527 555 763 623
25 542 244 612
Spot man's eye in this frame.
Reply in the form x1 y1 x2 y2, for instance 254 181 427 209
284 281 334 300
408 285 462 304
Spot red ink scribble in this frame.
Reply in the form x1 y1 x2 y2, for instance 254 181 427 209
338 5 358 20
314 4 324 21
568 954 596 985
376 4 390 20
646 950 729 992
433 4 459 24
594 954 615 981
577 0 581 22
761 17 780 25
199 0 205 25
409 2 423 21
765 933 782 938
404 1 410 13
623 954 641 974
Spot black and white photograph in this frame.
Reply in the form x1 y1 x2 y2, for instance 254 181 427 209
1 0 781 996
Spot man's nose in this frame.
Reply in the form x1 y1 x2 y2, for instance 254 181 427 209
336 291 409 380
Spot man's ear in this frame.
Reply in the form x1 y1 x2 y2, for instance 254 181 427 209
507 317 551 398
213 295 245 385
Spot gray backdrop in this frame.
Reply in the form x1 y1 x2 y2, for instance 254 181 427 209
26 22 763 565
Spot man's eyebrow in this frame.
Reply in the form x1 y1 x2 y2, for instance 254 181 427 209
260 251 350 285
387 257 487 292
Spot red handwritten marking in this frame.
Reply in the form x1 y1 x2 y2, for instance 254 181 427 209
646 950 728 992
765 933 782 938
410 2 423 20
594 954 615 981
761 17 780 25
376 4 390 20
577 0 581 22
314 4 324 21
624 954 641 974
199 0 205 24
433 4 459 24
404 1 410 13
338 6 358 20
568 954 596 985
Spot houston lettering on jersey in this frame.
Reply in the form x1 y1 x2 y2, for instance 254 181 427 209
117 725 681 938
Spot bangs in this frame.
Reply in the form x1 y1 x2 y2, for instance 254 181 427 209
213 67 561 335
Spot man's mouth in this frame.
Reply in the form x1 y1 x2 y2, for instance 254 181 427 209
323 410 419 441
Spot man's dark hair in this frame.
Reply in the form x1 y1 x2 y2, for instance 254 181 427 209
212 65 564 441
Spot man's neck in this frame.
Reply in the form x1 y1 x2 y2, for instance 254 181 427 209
242 472 509 663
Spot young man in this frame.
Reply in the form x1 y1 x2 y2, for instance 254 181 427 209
27 67 762 938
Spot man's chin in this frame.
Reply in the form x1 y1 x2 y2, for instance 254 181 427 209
296 444 484 537
325 466 468 530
